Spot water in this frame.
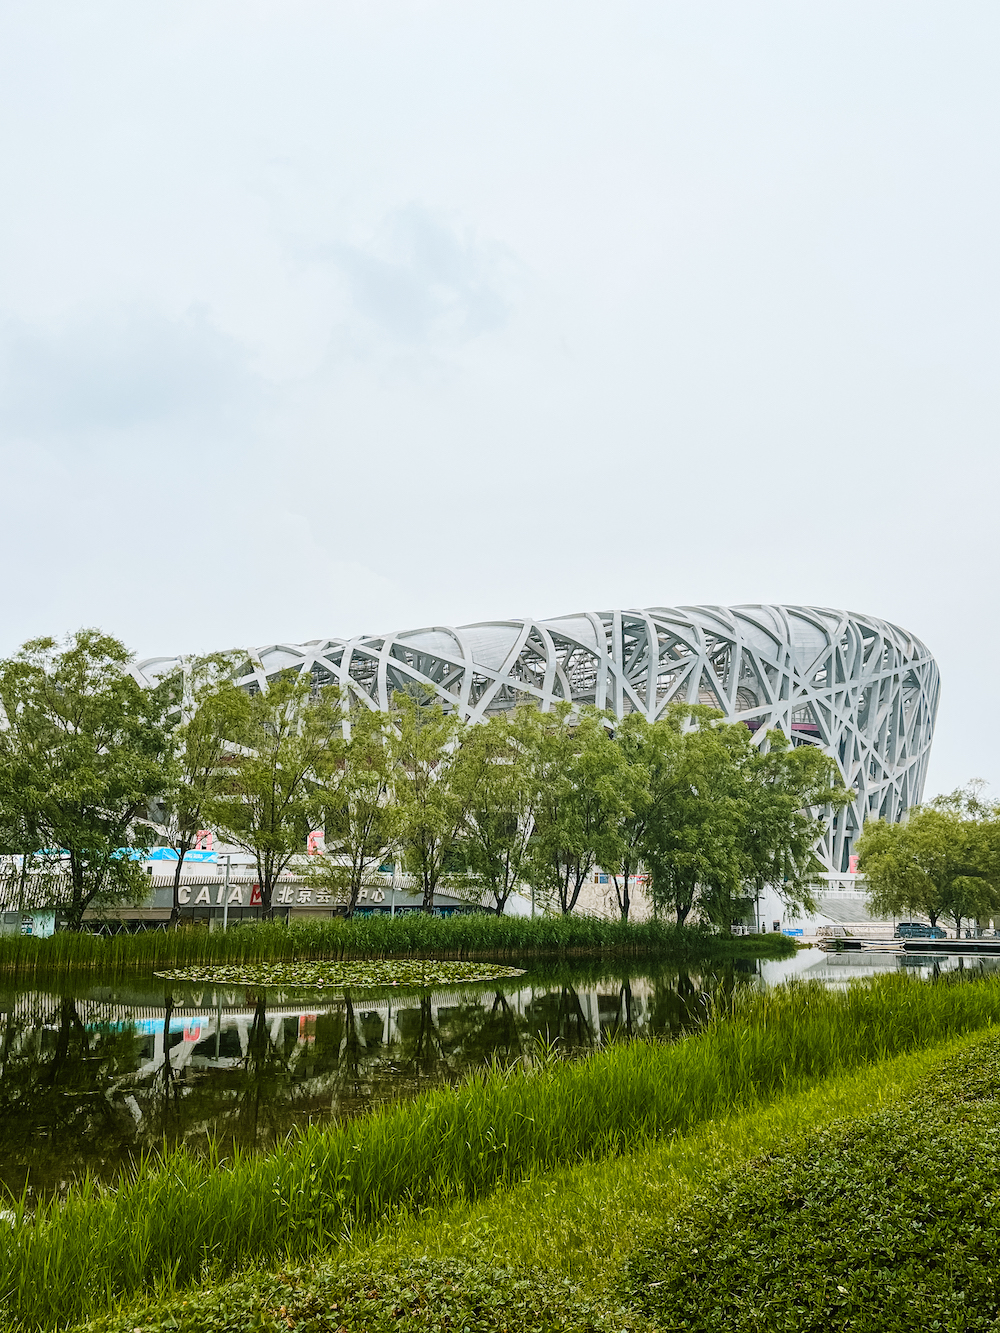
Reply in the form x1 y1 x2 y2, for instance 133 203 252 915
3 947 997 1200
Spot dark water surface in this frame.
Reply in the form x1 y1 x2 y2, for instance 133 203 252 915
3 946 998 1201
0 957 763 1200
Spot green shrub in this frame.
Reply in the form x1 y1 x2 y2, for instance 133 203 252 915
81 1257 648 1333
624 1031 1000 1331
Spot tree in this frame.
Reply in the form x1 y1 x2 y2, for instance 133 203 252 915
450 707 542 915
642 707 747 927
857 787 1000 935
307 702 398 916
605 712 659 921
390 691 470 913
160 653 245 923
201 672 343 917
0 631 175 930
736 732 851 928
523 705 630 915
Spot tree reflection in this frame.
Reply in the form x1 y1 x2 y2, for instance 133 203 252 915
0 960 765 1197
0 993 139 1199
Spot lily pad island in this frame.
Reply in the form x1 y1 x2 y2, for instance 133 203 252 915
153 960 527 989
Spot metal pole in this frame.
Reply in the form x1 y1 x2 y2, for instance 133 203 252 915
222 853 232 927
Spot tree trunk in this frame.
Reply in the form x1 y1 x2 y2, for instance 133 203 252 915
170 839 191 926
422 867 435 913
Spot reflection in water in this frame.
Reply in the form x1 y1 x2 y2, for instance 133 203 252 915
0 961 740 1199
6 949 995 1201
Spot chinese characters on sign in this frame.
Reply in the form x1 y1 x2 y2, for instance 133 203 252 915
175 884 386 907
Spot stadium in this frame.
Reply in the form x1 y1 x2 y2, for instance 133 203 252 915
136 603 940 879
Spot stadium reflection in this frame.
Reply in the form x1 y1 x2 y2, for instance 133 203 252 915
0 961 744 1199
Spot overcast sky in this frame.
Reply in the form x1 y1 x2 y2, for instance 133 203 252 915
1 2 997 797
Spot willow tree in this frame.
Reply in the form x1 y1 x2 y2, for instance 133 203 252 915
161 652 246 922
735 731 850 928
857 787 1000 935
642 706 748 927
450 707 543 915
308 701 398 916
201 672 343 917
523 704 630 916
389 690 470 913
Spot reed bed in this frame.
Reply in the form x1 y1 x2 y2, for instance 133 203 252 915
3 971 998 1331
0 914 794 979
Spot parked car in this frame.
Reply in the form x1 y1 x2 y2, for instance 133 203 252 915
894 922 947 940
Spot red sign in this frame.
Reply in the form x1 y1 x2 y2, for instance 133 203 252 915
250 884 262 906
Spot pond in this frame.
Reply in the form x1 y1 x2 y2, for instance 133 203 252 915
2 946 997 1201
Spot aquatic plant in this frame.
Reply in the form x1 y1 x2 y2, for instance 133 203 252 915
0 913 796 978
153 959 526 989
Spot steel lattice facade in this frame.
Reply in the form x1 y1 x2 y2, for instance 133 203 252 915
136 604 939 874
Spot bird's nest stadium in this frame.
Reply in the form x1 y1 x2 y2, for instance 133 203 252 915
136 603 940 877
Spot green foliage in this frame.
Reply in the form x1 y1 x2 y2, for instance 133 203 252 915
153 959 526 989
82 1257 643 1333
624 1030 1000 1332
449 708 542 915
0 630 175 929
0 913 794 979
643 705 748 925
734 731 851 921
308 702 398 915
523 705 631 915
602 712 656 920
382 1028 972 1286
4 972 999 1331
858 784 1000 932
389 691 470 912
643 707 848 927
200 674 344 916
161 653 246 917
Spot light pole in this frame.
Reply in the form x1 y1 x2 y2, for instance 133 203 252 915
221 854 231 932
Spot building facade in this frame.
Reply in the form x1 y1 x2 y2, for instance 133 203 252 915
136 603 940 876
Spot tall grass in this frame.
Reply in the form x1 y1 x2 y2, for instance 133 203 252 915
3 971 999 1331
0 914 794 979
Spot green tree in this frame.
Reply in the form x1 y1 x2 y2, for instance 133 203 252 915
307 702 399 916
736 733 851 929
201 672 343 918
523 705 630 915
642 707 747 927
161 653 245 922
857 787 1000 935
605 712 660 921
450 707 541 915
390 691 470 913
0 631 175 930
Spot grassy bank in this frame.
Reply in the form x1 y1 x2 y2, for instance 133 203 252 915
0 913 795 979
79 1030 984 1333
625 1029 1000 1330
3 972 1000 1331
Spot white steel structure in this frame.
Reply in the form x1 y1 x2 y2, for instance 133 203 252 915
137 604 939 875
